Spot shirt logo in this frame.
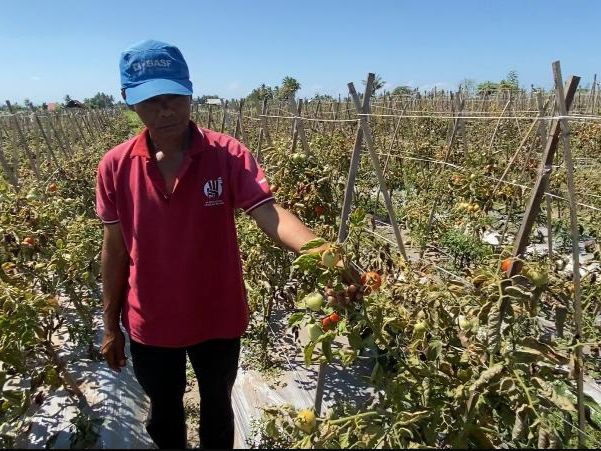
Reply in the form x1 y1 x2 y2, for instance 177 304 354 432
203 177 224 206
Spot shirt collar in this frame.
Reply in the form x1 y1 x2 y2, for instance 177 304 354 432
130 121 205 159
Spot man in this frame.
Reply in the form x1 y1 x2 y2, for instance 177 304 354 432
96 40 326 449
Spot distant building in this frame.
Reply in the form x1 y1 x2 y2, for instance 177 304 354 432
47 103 58 111
206 98 222 106
65 99 86 108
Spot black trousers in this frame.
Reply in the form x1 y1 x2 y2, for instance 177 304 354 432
129 337 241 449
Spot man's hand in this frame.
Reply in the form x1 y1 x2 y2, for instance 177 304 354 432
309 242 362 285
100 328 127 372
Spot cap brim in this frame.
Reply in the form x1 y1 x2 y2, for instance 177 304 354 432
124 79 192 105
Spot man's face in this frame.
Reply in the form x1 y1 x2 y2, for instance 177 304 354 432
131 94 191 139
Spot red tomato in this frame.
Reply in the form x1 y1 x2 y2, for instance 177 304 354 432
329 312 341 324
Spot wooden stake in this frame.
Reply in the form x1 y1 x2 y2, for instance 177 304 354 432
288 97 310 155
508 76 579 274
552 60 585 449
48 113 70 157
0 138 18 188
220 100 228 134
488 99 511 156
590 74 597 114
545 193 553 260
5 101 40 179
348 79 408 261
313 74 376 418
420 95 464 258
31 109 58 168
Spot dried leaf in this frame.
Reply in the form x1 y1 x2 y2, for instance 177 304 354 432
518 337 570 365
471 363 504 393
477 301 494 325
537 426 550 449
554 305 567 339
509 349 546 364
487 299 503 354
511 404 531 441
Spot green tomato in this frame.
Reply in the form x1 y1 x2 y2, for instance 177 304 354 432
307 323 322 342
303 292 324 312
291 153 306 163
413 321 427 338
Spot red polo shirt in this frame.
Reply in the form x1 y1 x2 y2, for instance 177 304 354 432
95 122 274 347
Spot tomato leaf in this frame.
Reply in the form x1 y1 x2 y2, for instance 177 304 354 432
288 312 305 327
471 363 504 393
426 340 442 361
321 339 333 362
348 332 363 349
517 337 569 365
304 342 316 366
292 253 320 273
300 238 326 252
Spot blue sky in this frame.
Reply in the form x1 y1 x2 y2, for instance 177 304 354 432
1 0 599 104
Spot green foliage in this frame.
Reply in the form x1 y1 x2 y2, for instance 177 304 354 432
477 71 520 95
391 85 414 96
363 74 386 96
247 84 274 102
440 228 492 267
278 76 301 100
83 92 115 109
196 94 220 103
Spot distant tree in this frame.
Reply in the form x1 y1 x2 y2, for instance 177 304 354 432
41 102 48 111
246 84 274 102
84 92 115 109
23 98 34 110
362 74 386 96
278 76 301 100
477 81 499 96
311 93 335 101
391 85 414 96
197 94 220 104
63 94 72 105
503 70 519 89
458 78 477 96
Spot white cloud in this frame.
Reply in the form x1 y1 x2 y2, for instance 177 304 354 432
30 76 41 81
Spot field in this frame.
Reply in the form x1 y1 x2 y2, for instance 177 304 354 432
1 69 601 448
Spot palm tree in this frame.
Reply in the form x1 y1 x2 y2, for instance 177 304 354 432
279 76 301 100
362 74 385 96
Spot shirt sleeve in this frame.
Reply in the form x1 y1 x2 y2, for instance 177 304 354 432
229 140 274 213
95 156 120 224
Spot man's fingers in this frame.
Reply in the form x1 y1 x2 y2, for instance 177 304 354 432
101 340 127 372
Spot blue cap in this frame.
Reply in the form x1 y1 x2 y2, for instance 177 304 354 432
120 40 193 105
